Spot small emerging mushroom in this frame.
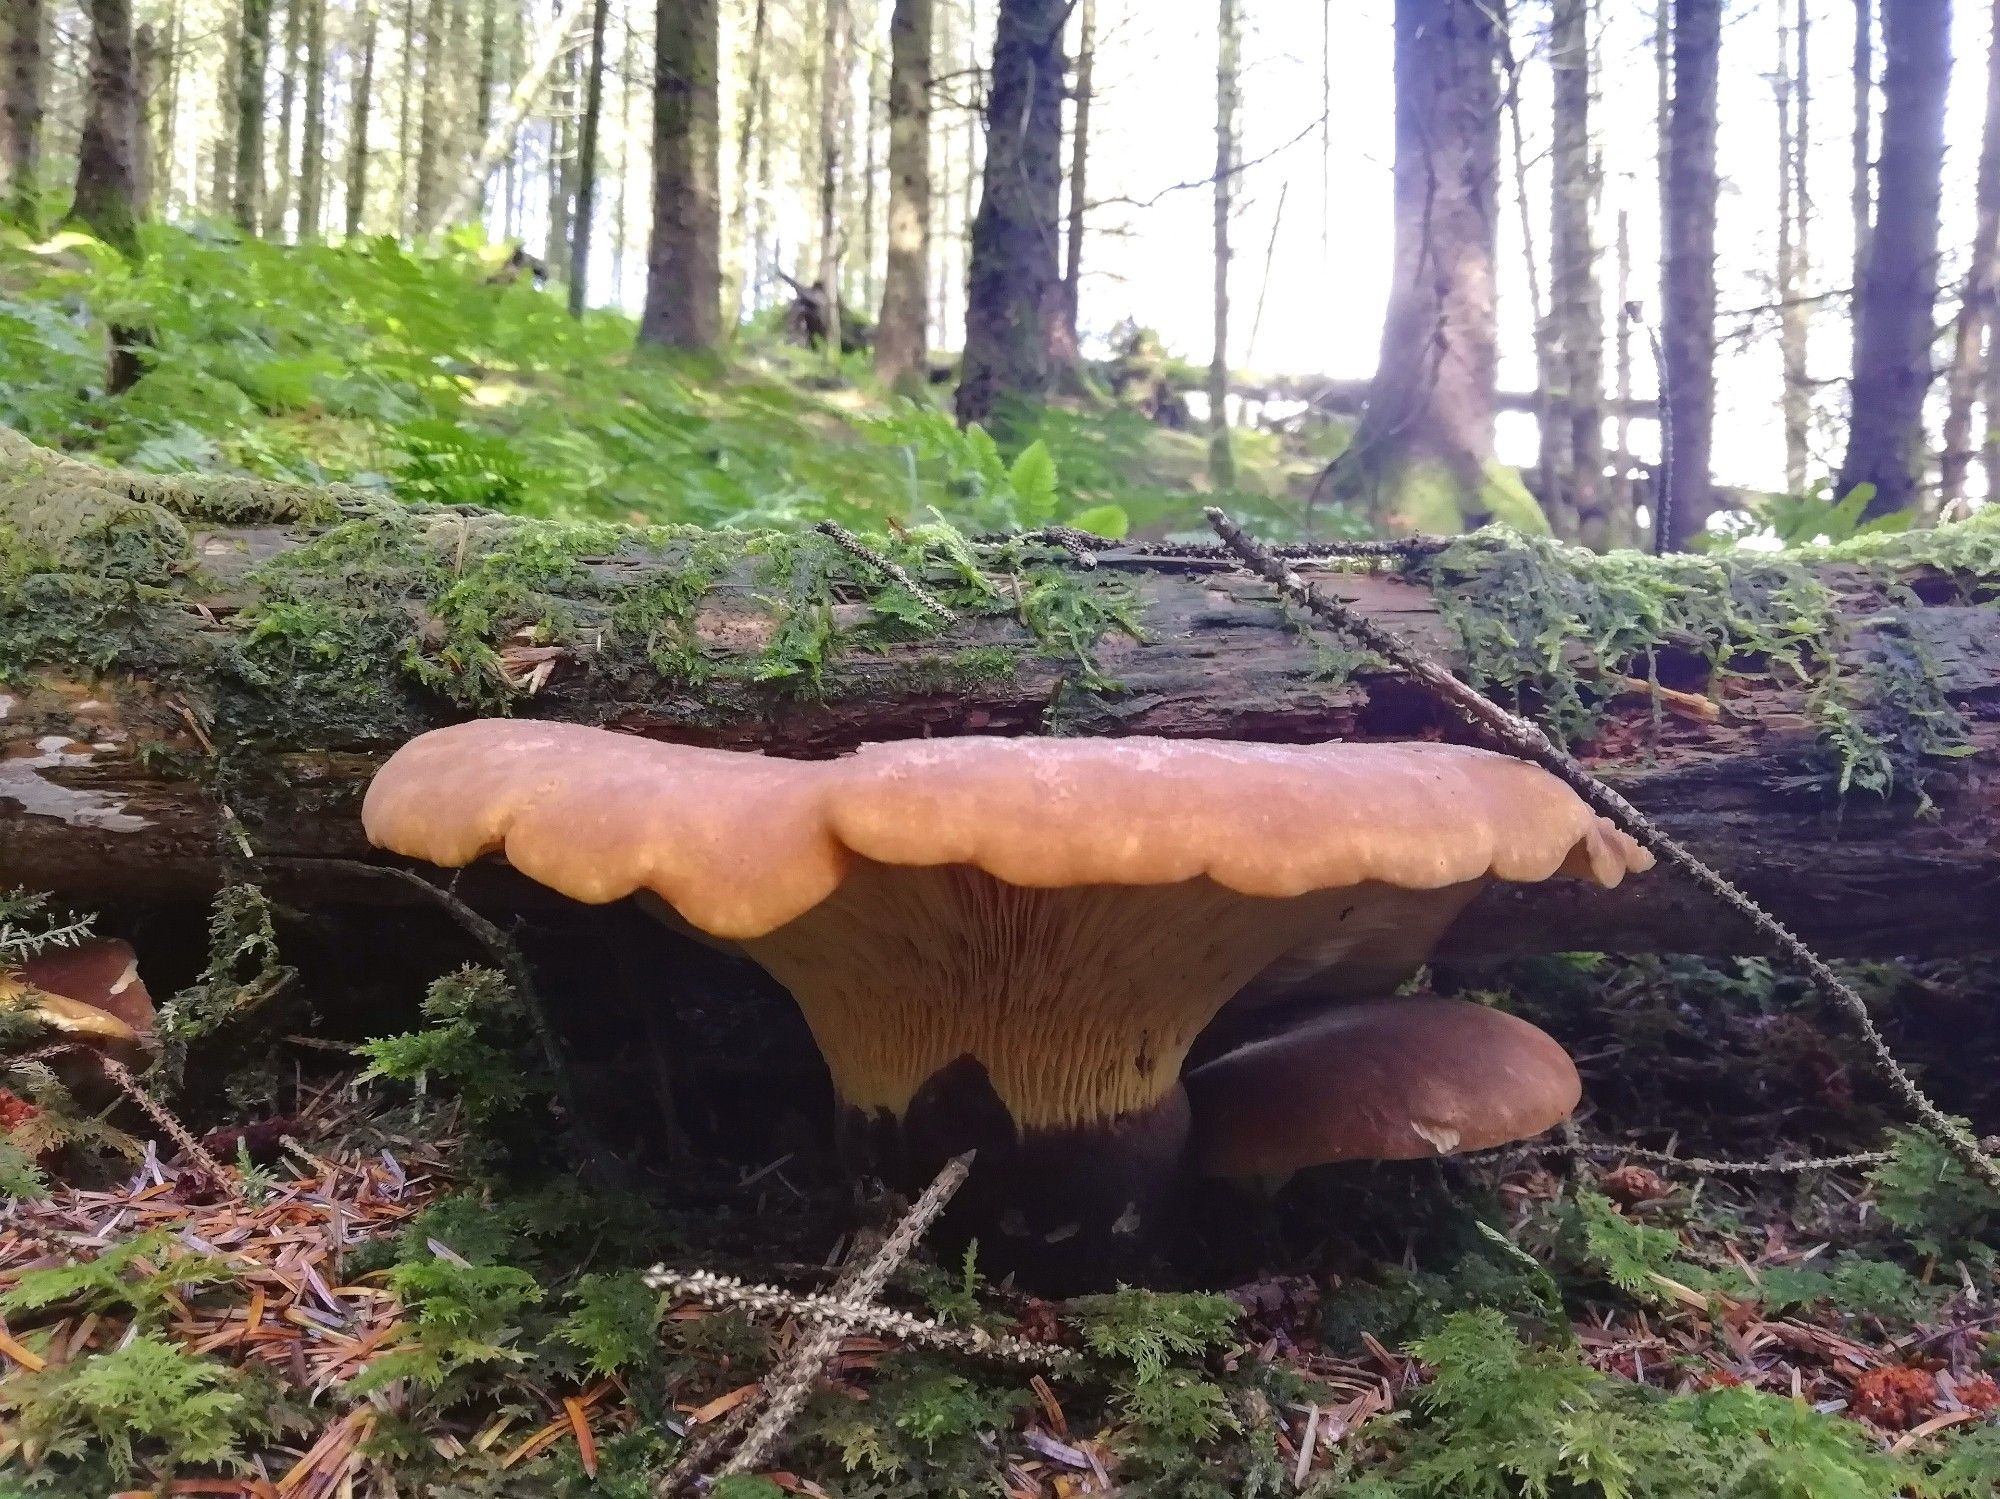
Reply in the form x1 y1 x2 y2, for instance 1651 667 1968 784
0 937 156 1066
364 722 1650 1284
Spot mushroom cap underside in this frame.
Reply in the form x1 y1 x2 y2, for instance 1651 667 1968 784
1184 997 1583 1175
362 721 1653 943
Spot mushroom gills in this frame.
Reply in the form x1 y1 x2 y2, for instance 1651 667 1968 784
1184 997 1582 1181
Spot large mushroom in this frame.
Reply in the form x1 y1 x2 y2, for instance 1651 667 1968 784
363 722 1650 1283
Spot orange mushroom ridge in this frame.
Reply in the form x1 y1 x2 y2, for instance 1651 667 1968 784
363 721 1651 1283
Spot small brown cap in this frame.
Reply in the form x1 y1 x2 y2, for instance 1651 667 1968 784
1185 997 1582 1176
15 939 155 1035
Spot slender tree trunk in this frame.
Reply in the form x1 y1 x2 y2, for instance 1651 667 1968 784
1548 0 1605 547
816 0 850 355
132 20 157 213
546 33 575 281
1777 0 1813 494
1853 0 1873 296
475 0 497 141
729 0 768 318
1327 0 1533 535
1062 0 1094 346
1658 0 1720 553
231 0 273 232
956 0 1064 427
213 6 240 214
4 0 46 223
1615 205 1635 526
639 0 720 348
154 4 178 215
860 38 883 309
345 0 376 236
875 0 931 385
395 0 415 212
430 0 590 234
71 0 142 259
271 0 302 234
568 0 609 315
1837 0 1949 519
1941 0 2000 512
413 0 447 230
297 0 326 239
1208 0 1238 488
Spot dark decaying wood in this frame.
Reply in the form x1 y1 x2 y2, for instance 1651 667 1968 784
4 505 1999 965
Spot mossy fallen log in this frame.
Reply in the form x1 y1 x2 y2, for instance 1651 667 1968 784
4 428 1999 961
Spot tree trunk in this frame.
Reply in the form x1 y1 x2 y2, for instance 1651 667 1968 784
71 0 142 260
1615 207 1636 528
5 437 2000 965
297 0 326 240
1837 0 1949 520
429 0 591 235
546 34 575 282
875 0 931 386
412 0 447 231
568 0 609 315
955 0 1064 428
271 0 302 235
1208 0 1238 489
132 20 156 212
638 0 720 349
860 37 883 310
1853 0 1873 303
345 0 376 237
231 0 273 233
1548 0 1607 548
729 0 768 319
815 0 849 356
1062 0 1094 348
1327 0 1535 536
1659 0 1719 553
1941 0 2000 514
4 0 46 224
1776 0 1812 495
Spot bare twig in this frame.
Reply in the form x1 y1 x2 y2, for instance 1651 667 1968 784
657 1151 974 1493
815 521 960 623
1203 505 2000 1195
1483 1139 1891 1177
643 1266 1077 1368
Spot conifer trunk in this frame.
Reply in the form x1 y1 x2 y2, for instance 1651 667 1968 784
638 0 720 349
816 0 849 355
955 0 1065 427
1548 0 1607 547
568 0 610 316
1329 0 1530 535
1062 0 1094 348
297 0 326 239
345 0 377 237
1838 0 1949 519
730 0 769 318
1659 0 1720 552
4 0 46 223
874 0 931 386
231 0 274 232
413 0 447 230
1776 0 1813 495
71 0 142 260
271 0 302 234
1208 0 1237 488
1941 0 2000 513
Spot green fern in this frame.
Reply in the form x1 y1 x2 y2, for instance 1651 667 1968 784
1 1227 235 1327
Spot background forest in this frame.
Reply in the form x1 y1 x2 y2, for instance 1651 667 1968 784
5 1 2000 1497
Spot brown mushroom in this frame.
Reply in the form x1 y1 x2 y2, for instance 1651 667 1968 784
1184 998 1582 1182
363 721 1649 1282
1 938 155 1066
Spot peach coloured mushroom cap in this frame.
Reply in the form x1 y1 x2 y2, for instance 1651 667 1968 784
1185 998 1583 1177
363 721 1650 1134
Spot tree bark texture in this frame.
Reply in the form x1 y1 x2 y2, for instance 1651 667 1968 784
1839 0 1948 520
874 0 931 387
1062 0 1095 346
412 0 447 232
1548 0 1609 547
271 0 303 234
1941 0 2000 512
231 0 273 233
345 0 376 238
1853 0 1874 311
1777 0 1812 495
815 0 849 355
297 0 326 240
638 0 721 349
1660 0 1719 553
71 0 142 261
568 0 611 316
729 0 768 319
955 0 1064 428
4 0 46 222
1332 0 1532 536
6 434 2000 966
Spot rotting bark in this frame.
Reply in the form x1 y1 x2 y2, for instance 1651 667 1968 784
5 432 2000 965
